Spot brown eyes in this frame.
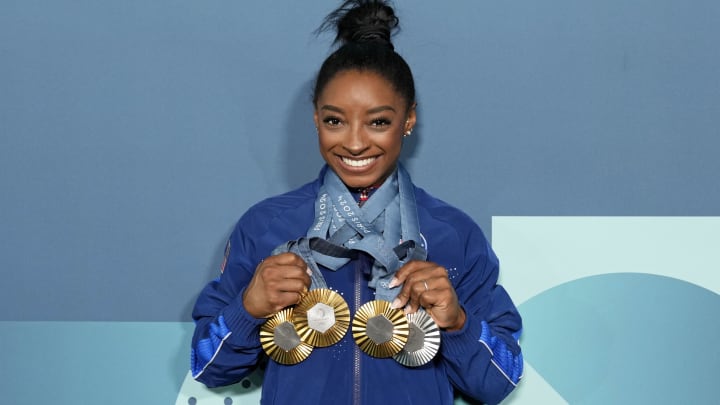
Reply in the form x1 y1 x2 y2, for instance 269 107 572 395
323 117 342 126
321 117 392 128
370 118 391 127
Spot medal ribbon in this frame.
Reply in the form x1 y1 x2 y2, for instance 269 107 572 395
275 164 426 302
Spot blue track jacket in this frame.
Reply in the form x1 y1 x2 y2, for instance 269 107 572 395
190 168 523 405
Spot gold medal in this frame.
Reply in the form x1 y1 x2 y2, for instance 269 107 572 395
352 300 409 358
294 288 350 347
260 308 313 365
393 309 441 367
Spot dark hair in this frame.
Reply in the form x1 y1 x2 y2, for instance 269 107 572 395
312 0 415 109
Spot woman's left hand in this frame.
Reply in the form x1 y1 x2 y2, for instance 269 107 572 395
389 260 466 331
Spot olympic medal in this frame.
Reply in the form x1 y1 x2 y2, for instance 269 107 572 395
352 300 409 358
260 308 313 365
294 288 351 347
393 309 441 367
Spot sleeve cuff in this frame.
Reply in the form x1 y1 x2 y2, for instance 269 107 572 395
221 288 266 347
440 310 484 358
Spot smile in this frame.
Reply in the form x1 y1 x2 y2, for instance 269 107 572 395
341 156 376 168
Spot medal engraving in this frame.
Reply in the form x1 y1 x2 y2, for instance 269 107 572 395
261 308 313 365
404 322 425 353
352 300 409 358
294 288 350 347
274 321 301 352
393 309 440 367
307 303 335 334
366 315 393 344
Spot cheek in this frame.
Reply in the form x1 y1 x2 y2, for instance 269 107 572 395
317 133 332 150
383 133 403 152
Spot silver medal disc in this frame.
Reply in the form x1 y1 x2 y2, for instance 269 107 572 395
393 309 441 367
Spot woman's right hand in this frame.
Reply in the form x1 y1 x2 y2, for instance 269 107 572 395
242 252 311 318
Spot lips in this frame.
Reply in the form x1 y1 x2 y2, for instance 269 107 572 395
340 156 376 168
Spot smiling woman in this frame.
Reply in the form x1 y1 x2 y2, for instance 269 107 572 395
315 70 415 189
188 1 523 404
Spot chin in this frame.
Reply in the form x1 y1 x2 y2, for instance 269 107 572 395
336 170 392 189
338 176 375 189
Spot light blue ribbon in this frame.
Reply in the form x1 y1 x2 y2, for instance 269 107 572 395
274 164 426 302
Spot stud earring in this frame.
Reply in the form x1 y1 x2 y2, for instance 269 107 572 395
403 128 413 137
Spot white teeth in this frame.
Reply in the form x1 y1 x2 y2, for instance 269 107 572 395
341 156 375 167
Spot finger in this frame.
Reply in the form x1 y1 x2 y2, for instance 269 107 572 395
408 289 435 316
410 274 456 310
390 263 434 309
393 275 425 311
266 252 308 270
391 285 410 309
421 293 463 329
404 277 433 314
296 266 312 288
388 260 424 288
294 290 305 305
421 278 431 293
261 261 312 284
270 291 307 311
272 277 310 295
389 264 428 310
278 264 312 287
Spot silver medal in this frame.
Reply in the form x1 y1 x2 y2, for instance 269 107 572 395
393 309 440 367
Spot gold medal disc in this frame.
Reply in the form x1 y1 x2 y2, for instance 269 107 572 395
294 288 351 347
352 300 409 358
260 308 313 365
393 309 441 367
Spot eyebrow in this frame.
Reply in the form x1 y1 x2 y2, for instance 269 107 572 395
319 105 396 114
368 105 396 114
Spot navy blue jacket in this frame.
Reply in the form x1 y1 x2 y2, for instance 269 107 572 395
190 169 523 404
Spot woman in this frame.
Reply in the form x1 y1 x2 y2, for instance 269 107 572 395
190 1 523 404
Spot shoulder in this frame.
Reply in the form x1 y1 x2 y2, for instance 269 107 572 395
413 186 499 296
244 180 319 220
413 185 495 271
237 177 320 234
414 185 485 237
222 176 321 266
218 177 321 275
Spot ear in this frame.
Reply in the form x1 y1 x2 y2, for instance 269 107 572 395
404 102 417 133
313 109 320 132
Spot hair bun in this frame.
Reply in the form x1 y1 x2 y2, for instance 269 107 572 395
321 0 399 48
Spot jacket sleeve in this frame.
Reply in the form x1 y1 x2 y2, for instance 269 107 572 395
189 221 267 388
440 223 523 405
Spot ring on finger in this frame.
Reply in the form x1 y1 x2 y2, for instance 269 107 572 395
423 280 429 292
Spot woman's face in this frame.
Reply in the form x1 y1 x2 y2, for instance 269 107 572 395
314 70 416 189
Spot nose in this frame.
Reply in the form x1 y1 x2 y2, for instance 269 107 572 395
342 124 369 156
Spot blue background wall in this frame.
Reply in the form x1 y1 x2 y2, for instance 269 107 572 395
1 1 718 403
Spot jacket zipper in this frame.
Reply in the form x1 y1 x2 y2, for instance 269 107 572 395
353 259 362 405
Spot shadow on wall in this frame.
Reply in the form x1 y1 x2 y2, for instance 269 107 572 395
282 79 324 189
182 80 322 321
181 222 238 322
400 93 422 171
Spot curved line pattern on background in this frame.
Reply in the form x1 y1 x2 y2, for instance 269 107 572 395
495 216 720 405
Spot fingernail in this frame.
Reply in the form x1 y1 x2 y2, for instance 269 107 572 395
403 305 412 315
306 267 312 276
391 298 402 309
388 277 399 288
